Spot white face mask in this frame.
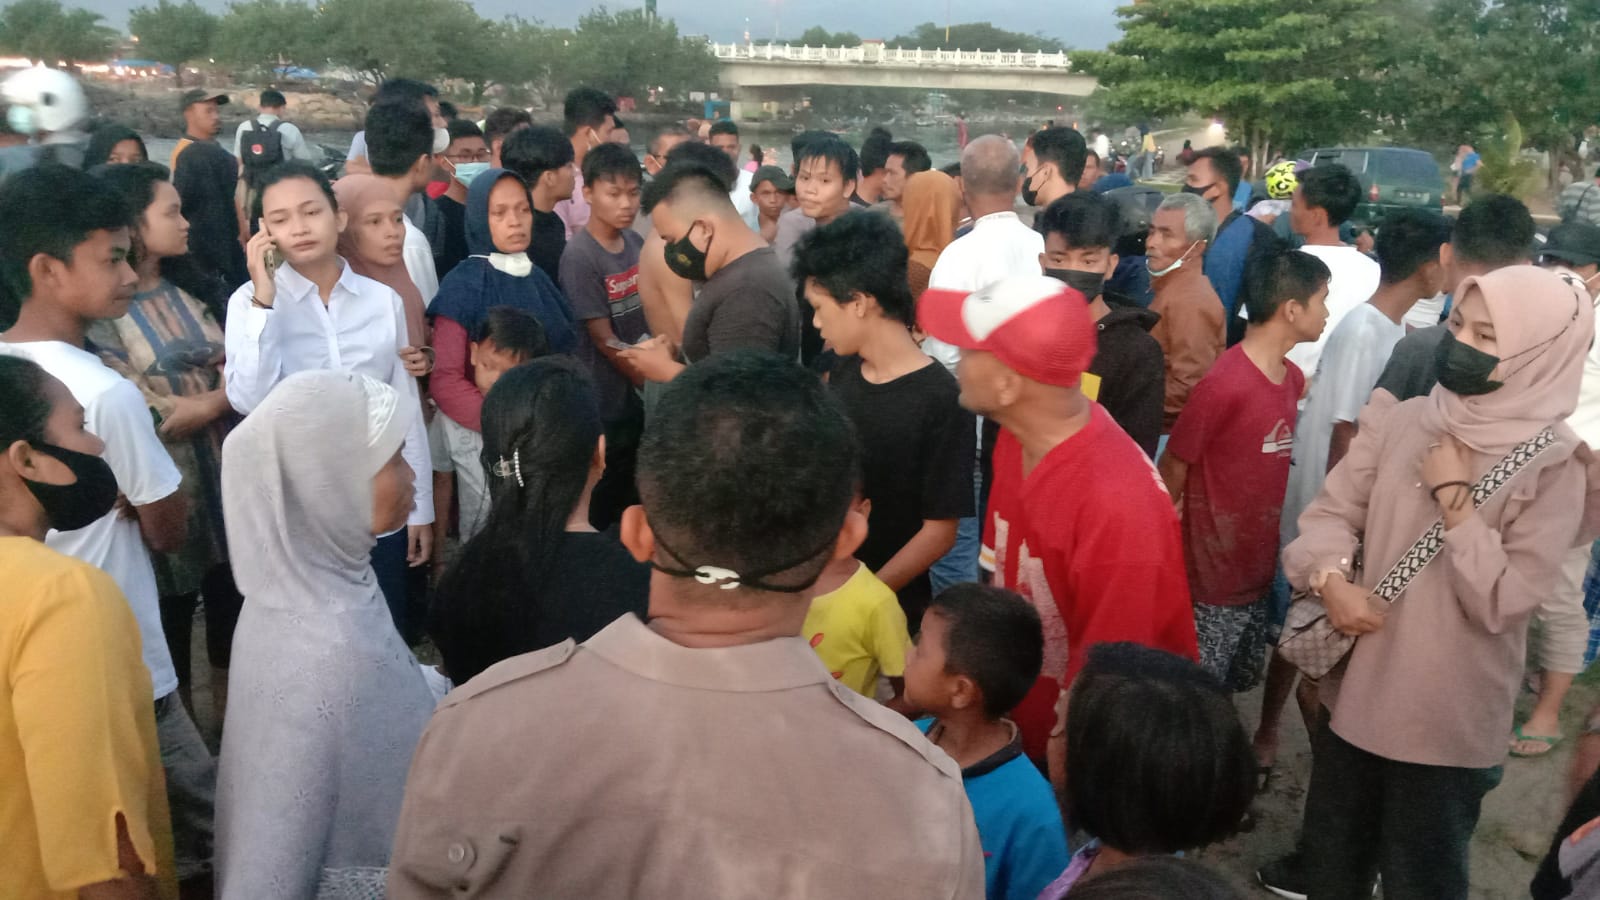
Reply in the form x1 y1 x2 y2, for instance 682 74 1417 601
432 126 451 155
1148 240 1201 278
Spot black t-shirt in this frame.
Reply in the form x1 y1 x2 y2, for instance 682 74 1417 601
531 208 567 285
434 195 470 279
173 140 248 287
1373 323 1446 402
681 246 800 363
829 355 976 627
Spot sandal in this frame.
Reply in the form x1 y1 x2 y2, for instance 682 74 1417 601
1255 763 1275 794
1509 725 1563 758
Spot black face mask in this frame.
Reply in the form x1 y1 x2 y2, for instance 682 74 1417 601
1181 182 1213 199
22 442 120 532
1434 331 1503 396
1044 267 1104 302
1020 168 1046 207
663 223 710 282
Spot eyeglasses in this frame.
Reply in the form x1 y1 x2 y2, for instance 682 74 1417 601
447 149 492 163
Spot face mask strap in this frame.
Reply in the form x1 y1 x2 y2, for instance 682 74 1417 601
648 526 838 594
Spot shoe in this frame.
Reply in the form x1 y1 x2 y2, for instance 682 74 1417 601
1256 851 1307 900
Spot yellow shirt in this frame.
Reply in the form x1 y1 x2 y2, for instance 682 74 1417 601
803 563 910 697
168 138 193 171
0 537 175 898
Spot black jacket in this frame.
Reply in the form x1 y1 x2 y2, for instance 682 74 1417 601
1089 299 1164 458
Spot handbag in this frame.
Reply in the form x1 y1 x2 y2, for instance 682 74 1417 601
1277 428 1559 679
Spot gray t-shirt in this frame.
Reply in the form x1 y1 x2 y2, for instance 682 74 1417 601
1372 323 1447 402
558 228 647 423
681 246 800 363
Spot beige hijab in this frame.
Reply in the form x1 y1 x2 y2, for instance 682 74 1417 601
902 170 960 272
334 174 427 348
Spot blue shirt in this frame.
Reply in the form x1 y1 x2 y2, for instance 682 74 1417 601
918 718 1070 900
1203 213 1258 318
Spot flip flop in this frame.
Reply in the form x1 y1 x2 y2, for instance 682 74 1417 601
1509 725 1563 758
1255 764 1275 794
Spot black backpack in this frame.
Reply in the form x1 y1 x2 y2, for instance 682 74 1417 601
240 119 286 186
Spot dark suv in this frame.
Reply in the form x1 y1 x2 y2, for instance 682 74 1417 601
1301 147 1445 226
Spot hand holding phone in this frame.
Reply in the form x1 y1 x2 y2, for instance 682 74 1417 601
245 221 281 308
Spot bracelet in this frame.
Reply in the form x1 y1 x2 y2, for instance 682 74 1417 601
249 292 273 310
1428 480 1471 501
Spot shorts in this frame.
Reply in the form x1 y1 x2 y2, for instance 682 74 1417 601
1194 598 1269 692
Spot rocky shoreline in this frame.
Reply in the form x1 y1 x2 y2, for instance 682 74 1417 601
84 80 372 139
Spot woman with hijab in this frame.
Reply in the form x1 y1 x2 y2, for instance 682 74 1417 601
901 170 960 299
85 123 148 167
334 174 432 381
215 370 436 899
1286 266 1596 898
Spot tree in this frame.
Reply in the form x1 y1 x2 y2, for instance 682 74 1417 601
129 0 219 86
1075 0 1390 173
213 0 321 78
791 26 860 46
888 22 1064 52
317 0 480 83
0 0 115 64
560 7 716 101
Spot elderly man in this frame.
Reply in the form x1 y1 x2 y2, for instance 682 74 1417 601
1146 192 1222 432
386 352 985 898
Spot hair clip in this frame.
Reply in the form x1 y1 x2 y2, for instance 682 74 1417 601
491 450 524 487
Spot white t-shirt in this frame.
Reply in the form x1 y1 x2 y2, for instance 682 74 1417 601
0 340 181 698
402 215 439 308
923 211 1045 370
1280 303 1404 544
1284 244 1381 380
1404 291 1447 331
730 167 758 231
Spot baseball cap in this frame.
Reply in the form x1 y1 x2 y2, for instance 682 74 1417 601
917 274 1097 388
1542 222 1600 268
751 164 794 192
179 89 229 112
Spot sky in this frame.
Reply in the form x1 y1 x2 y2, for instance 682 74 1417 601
94 0 1127 50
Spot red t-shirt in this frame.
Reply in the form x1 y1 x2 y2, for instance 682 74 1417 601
1167 344 1305 607
981 405 1198 761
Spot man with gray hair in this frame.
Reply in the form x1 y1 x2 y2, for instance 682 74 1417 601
1147 191 1223 431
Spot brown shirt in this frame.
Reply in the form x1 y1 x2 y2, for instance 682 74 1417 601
1148 269 1224 431
1284 394 1587 768
387 614 986 899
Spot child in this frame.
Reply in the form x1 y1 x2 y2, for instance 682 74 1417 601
802 492 911 708
559 141 647 529
903 583 1069 900
749 164 793 244
1157 248 1330 690
1036 642 1254 898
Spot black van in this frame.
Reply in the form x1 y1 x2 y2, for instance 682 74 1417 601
1301 147 1445 226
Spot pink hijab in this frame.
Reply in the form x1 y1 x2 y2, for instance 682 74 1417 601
1421 265 1594 453
334 175 427 348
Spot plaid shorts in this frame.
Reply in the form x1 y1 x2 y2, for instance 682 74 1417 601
1194 598 1270 693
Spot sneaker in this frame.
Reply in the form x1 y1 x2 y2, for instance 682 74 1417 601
1256 851 1307 900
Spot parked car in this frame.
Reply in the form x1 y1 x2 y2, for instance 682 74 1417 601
1301 146 1445 226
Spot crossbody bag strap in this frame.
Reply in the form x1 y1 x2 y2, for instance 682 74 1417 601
1369 428 1559 603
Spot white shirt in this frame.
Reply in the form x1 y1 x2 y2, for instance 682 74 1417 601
1404 291 1447 331
1554 266 1600 449
923 211 1045 369
1093 133 1111 160
402 215 439 308
1280 303 1404 545
0 340 181 698
232 113 317 164
224 260 434 526
1283 244 1381 380
731 168 759 231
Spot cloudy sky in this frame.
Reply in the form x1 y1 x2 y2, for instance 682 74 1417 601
96 0 1128 49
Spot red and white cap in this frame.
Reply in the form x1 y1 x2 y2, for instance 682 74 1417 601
918 275 1098 388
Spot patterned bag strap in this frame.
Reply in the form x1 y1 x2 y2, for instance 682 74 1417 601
1369 428 1559 604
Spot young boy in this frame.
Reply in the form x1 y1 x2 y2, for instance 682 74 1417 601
1158 248 1330 690
559 141 646 529
750 164 793 244
904 583 1071 900
0 163 216 892
792 211 975 631
1036 193 1164 457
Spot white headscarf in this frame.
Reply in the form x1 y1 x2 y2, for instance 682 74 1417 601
216 370 435 898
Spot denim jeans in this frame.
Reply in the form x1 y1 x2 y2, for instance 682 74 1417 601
930 466 984 594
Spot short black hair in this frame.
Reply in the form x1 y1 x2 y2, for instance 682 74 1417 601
501 126 573 184
1066 643 1254 854
374 78 437 105
1375 208 1451 284
791 129 833 164
1191 146 1243 193
563 87 617 137
1243 247 1332 324
637 350 859 598
940 161 961 178
708 118 738 139
649 125 691 157
859 126 894 176
437 100 459 121
483 106 533 147
85 123 147 168
1064 857 1245 900
888 140 932 175
0 355 54 447
0 164 133 323
259 89 287 108
791 211 915 326
1454 194 1535 266
1298 163 1362 226
927 584 1043 718
641 160 735 215
797 136 859 184
473 305 549 360
364 101 433 177
582 141 642 187
1030 127 1088 185
446 119 483 145
250 161 338 222
1035 192 1122 251
663 140 737 192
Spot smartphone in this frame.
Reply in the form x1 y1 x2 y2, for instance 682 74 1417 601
258 220 282 277
605 336 636 352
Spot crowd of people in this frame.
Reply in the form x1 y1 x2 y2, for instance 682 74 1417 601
3 63 1600 900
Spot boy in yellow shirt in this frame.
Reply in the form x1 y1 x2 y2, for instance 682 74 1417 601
803 496 913 710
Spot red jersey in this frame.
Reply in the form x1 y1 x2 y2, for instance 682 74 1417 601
981 405 1198 761
1166 345 1304 607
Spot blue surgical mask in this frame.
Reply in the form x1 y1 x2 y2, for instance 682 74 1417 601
452 161 490 188
7 104 34 135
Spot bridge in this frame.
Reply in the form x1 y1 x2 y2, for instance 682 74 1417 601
710 42 1099 119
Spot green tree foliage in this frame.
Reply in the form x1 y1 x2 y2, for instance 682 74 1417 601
888 22 1064 52
559 7 717 100
128 0 219 86
0 0 115 64
317 0 481 83
791 26 861 46
212 0 320 78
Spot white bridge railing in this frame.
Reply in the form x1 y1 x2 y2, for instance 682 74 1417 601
710 42 1072 70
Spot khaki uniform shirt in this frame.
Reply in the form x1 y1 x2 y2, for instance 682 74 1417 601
387 614 986 899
